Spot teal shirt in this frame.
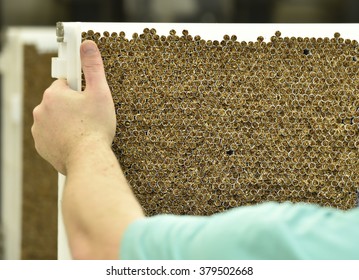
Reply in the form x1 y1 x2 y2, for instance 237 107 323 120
120 202 359 259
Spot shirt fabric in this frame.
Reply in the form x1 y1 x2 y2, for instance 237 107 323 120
120 202 359 259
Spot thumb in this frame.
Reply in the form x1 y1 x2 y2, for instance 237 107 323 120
80 40 109 93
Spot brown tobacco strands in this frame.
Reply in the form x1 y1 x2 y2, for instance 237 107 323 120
81 29 359 216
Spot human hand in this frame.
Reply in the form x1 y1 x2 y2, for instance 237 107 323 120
32 40 116 175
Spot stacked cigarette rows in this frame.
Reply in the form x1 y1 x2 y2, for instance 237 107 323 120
82 28 359 215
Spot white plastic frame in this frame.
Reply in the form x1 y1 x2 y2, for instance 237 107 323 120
52 23 359 260
0 27 57 260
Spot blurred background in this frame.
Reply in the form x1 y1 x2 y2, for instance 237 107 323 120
1 0 359 260
2 0 359 30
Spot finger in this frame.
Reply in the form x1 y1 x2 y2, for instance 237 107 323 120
43 79 70 97
50 78 70 91
41 79 70 105
32 104 41 122
80 40 109 93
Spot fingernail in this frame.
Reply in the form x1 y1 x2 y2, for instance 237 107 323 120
83 42 97 55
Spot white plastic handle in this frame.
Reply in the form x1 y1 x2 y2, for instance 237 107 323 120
52 22 82 260
52 22 82 89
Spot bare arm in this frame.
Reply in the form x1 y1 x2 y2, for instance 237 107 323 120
63 138 144 259
32 41 144 259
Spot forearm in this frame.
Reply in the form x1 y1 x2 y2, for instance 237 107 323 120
62 137 144 259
